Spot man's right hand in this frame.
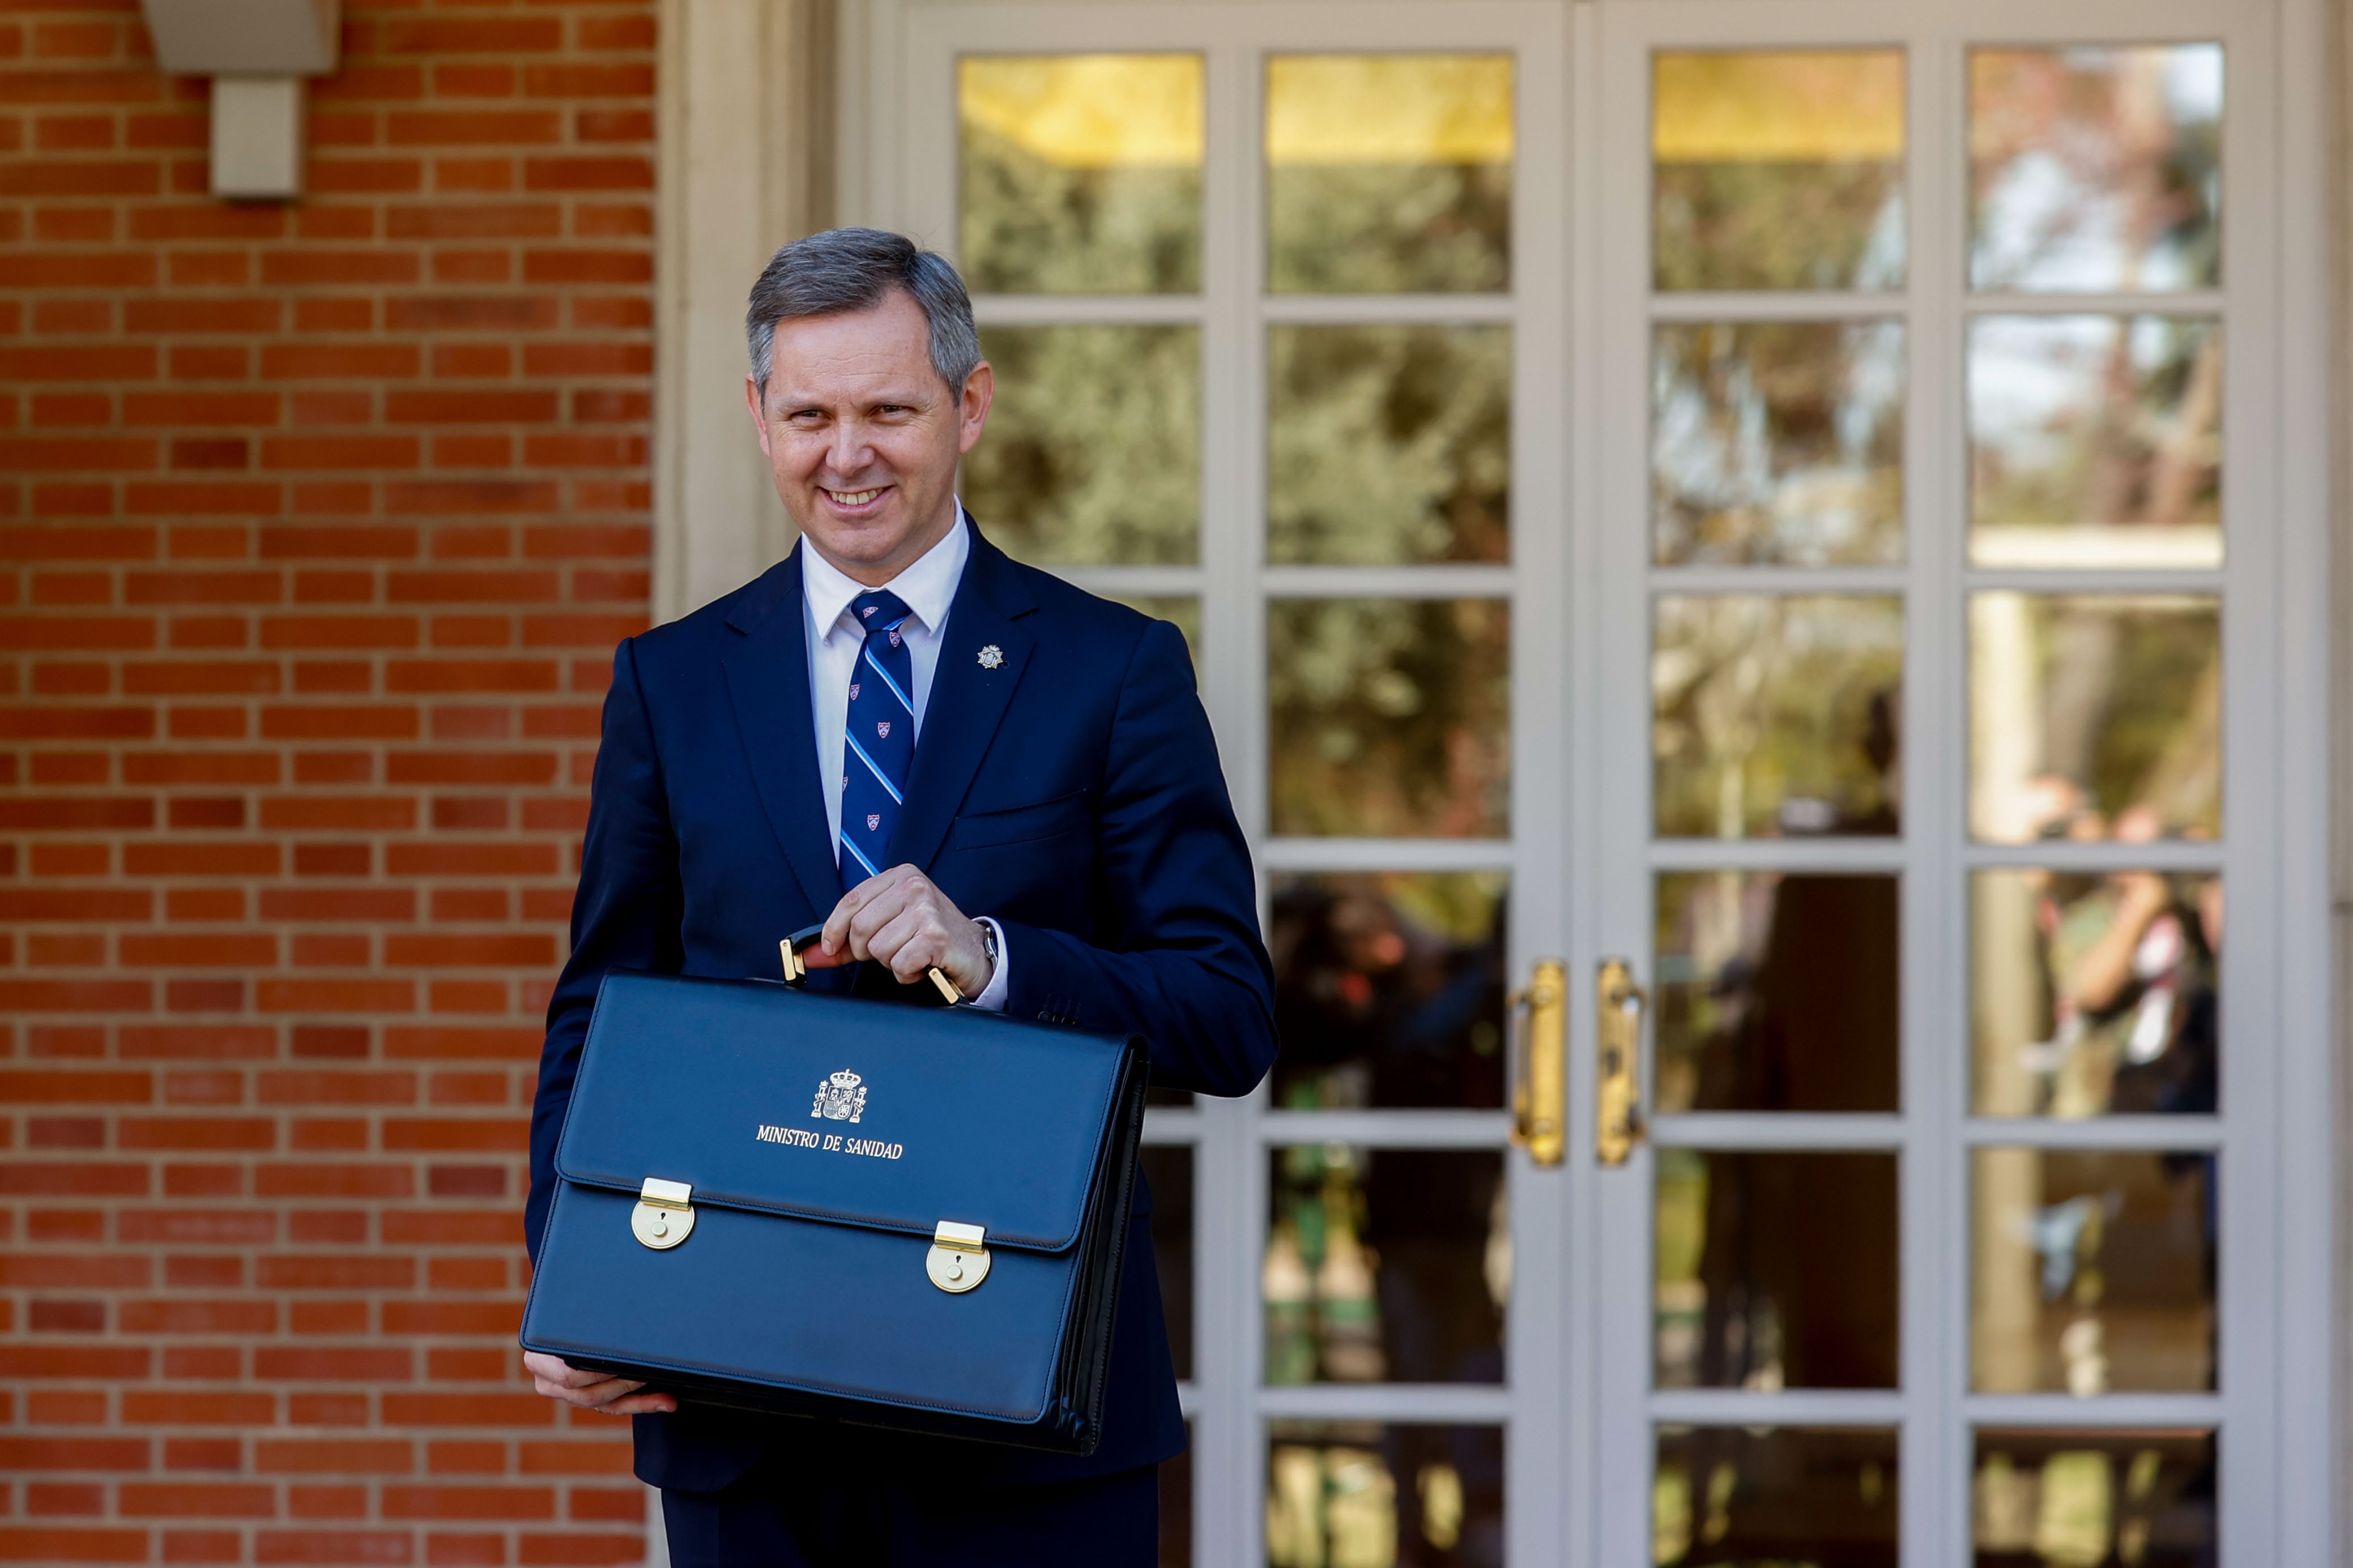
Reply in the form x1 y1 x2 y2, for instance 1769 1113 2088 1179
524 1350 678 1416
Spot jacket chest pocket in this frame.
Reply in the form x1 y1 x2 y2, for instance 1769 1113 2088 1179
945 789 1091 851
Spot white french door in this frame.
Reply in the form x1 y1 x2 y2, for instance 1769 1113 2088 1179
1589 3 2320 1565
845 0 2332 1561
875 6 1575 1562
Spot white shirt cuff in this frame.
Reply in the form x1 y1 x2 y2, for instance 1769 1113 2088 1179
970 918 1010 1012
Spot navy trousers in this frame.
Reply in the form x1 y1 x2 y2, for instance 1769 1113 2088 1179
659 1433 1160 1567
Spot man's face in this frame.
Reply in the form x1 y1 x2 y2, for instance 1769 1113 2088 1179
744 288 992 586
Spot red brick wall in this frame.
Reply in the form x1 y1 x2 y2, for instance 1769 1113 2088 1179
0 2 657 1562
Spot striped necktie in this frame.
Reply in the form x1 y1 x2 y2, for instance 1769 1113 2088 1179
839 588 915 890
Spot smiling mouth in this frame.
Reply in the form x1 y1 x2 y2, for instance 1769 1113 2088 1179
824 486 888 507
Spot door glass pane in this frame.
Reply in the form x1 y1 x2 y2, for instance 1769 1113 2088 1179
1655 871 1899 1114
1267 1422 1505 1567
1268 324 1510 565
1107 595 1201 669
1265 1146 1506 1386
1972 1429 2217 1566
1653 595 1904 840
1970 45 2223 293
1968 593 2220 844
1971 1148 2216 1394
1655 1427 1898 1567
1653 50 1906 292
1270 872 1508 1109
1265 54 1512 294
1973 869 2221 1119
1655 1149 1899 1389
1653 320 1906 566
1160 1428 1191 1568
958 54 1203 294
1269 599 1510 838
1141 1144 1194 1381
967 324 1200 565
1968 316 2222 569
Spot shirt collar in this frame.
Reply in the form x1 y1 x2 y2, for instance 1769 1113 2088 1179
801 502 971 642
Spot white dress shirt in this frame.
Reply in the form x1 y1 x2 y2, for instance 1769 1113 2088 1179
800 504 1008 1010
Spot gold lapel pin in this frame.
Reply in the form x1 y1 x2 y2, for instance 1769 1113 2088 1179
977 644 1005 670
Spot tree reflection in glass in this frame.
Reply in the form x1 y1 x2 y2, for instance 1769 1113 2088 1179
958 54 1203 294
1655 1150 1899 1390
1653 50 1906 292
1970 44 2223 293
1265 54 1512 294
1270 872 1508 1110
1652 321 1905 566
1268 599 1510 838
1652 595 1904 840
1268 324 1509 565
1969 316 2222 569
1103 595 1199 670
1655 1428 1898 1568
1267 1422 1505 1568
1972 1430 2216 1566
1264 1146 1506 1388
1971 1148 2215 1395
1654 870 1899 1113
964 324 1200 565
1968 593 2220 844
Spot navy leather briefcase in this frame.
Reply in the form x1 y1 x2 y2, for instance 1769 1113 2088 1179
519 971 1148 1454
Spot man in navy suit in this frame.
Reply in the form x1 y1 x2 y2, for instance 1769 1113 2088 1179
522 228 1277 1564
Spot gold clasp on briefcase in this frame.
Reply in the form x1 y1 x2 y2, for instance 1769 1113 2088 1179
926 1220 990 1293
631 1177 696 1250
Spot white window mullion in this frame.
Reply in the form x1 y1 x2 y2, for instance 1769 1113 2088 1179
2265 0 2339 1558
2210 3 2285 1561
1193 36 1264 1568
1904 23 1968 1568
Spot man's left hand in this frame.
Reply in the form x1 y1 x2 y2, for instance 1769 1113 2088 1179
823 866 994 998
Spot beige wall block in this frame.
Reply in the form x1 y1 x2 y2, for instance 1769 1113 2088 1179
654 0 837 621
209 76 305 200
139 0 337 74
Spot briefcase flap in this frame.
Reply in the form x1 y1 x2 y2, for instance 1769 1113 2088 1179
554 972 1141 1254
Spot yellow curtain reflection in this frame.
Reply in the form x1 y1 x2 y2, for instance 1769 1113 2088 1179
960 54 1203 292
1653 51 1904 163
958 55 1202 169
1267 55 1512 166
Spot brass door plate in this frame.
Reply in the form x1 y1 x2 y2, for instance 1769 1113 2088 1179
1596 959 1647 1167
1510 959 1568 1167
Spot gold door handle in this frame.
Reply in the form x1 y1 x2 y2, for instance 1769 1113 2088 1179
1509 959 1567 1167
1596 958 1648 1167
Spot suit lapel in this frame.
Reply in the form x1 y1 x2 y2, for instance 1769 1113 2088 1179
717 544 845 920
889 523 1037 874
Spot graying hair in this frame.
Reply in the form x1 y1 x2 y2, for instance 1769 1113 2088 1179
744 228 981 397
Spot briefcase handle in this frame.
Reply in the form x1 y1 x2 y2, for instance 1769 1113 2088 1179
779 924 964 1006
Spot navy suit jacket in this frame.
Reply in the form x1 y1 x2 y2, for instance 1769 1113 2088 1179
526 519 1277 1492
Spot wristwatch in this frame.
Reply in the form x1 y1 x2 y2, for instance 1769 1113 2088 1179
973 917 999 971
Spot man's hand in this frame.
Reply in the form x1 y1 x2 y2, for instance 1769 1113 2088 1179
524 1351 677 1416
823 865 994 998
